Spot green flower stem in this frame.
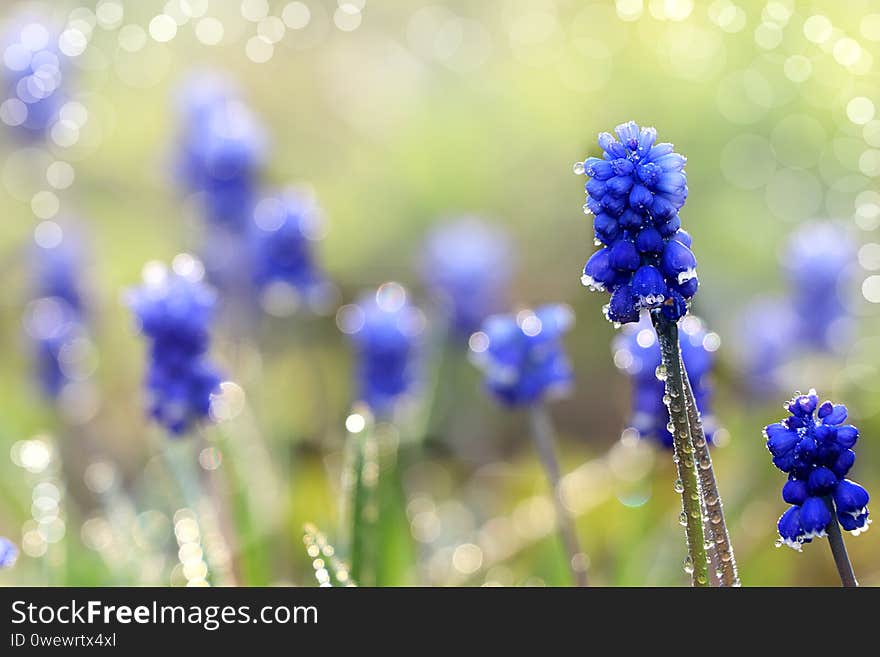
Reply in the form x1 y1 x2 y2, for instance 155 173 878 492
346 424 379 586
651 312 708 587
824 498 858 587
680 356 739 587
528 404 589 587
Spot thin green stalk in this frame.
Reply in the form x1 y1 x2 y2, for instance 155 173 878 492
651 312 708 587
680 357 739 587
528 404 589 587
346 424 379 586
824 498 858 587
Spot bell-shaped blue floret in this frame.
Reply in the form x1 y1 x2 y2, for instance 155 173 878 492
782 479 808 505
631 265 666 308
799 497 831 538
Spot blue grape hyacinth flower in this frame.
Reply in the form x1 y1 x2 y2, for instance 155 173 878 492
419 218 514 337
575 121 695 325
250 187 328 315
765 390 871 550
782 222 855 351
26 221 90 399
340 283 424 417
1 18 68 140
469 304 574 407
174 74 267 231
0 537 18 569
127 256 222 436
613 313 718 448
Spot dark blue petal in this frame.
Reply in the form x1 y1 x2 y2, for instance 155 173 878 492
619 208 643 231
831 449 855 478
607 285 640 324
628 184 653 213
631 265 666 308
835 425 859 448
582 248 616 291
833 479 869 514
765 423 798 457
635 227 664 254
660 239 697 284
783 479 809 505
799 497 831 536
610 240 641 272
807 466 837 495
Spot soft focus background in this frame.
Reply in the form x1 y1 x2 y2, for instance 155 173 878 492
1 0 879 586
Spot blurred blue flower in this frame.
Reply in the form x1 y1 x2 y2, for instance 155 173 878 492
250 187 327 315
782 222 856 351
127 256 222 436
575 121 695 325
174 73 267 230
341 283 424 416
734 297 799 397
26 222 89 399
1 18 68 140
613 313 718 448
765 390 871 550
419 218 514 337
470 304 574 407
0 537 18 569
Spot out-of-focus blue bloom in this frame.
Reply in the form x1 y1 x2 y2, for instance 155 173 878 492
127 256 222 436
470 304 574 407
419 218 514 337
341 283 424 416
575 120 695 325
250 187 327 315
0 537 18 569
613 313 718 448
782 222 856 351
735 297 798 397
26 222 90 399
1 18 68 140
765 390 871 550
174 73 267 230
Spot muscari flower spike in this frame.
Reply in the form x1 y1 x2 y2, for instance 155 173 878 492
419 218 514 338
782 222 855 352
250 187 328 315
469 304 574 407
26 222 89 399
127 256 222 436
613 313 718 448
174 73 267 230
575 121 695 325
1 18 68 140
0 537 18 569
342 283 423 417
765 390 871 550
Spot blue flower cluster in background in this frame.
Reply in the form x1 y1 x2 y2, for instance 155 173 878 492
250 187 328 316
766 390 870 550
1 18 67 140
575 121 695 325
342 283 424 417
613 313 718 448
783 222 856 351
735 223 856 397
419 218 514 338
470 304 574 407
0 537 18 569
26 223 89 399
174 73 267 231
127 256 222 436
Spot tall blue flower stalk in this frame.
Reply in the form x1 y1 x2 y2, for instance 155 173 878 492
1 18 68 140
419 218 514 338
127 256 222 436
26 222 90 400
0 537 18 569
783 222 856 352
575 120 737 586
250 187 329 316
766 390 869 586
613 314 718 449
470 304 588 586
173 74 267 297
339 283 423 585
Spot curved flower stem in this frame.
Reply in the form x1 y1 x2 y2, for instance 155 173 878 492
528 404 589 587
680 358 739 587
824 498 858 587
651 312 708 587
